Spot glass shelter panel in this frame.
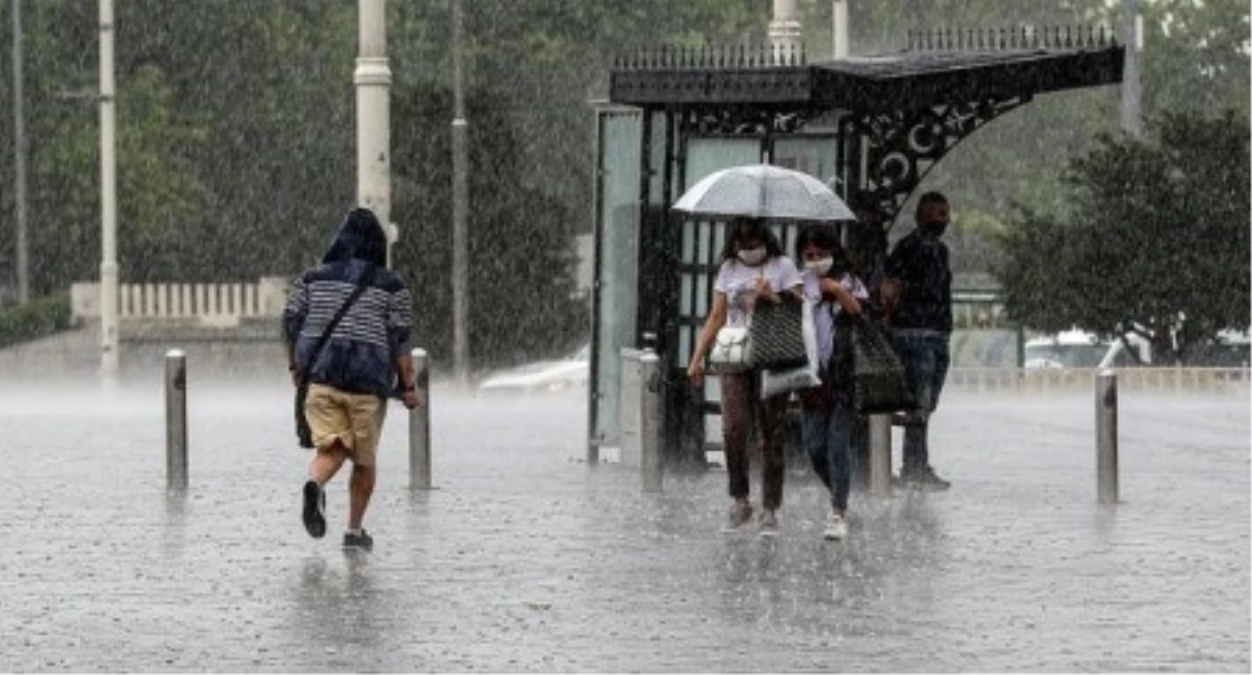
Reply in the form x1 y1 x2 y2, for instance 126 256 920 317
678 138 761 445
592 109 642 446
772 136 840 187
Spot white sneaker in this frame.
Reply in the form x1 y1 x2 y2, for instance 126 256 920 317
823 511 848 540
758 509 780 537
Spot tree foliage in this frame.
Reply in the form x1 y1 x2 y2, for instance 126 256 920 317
0 0 1246 366
993 111 1250 362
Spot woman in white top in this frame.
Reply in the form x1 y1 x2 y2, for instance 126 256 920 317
687 217 803 534
796 224 868 541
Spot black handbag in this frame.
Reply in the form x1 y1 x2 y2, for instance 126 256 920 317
845 314 917 414
747 292 808 372
293 270 375 448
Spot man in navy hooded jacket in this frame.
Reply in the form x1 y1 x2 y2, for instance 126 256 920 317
283 208 420 550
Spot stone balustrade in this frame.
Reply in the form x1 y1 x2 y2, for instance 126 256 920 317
70 277 290 328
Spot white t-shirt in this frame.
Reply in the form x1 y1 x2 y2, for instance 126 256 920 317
714 256 804 328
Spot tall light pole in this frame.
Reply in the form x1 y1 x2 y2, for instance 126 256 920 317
831 0 848 59
99 0 119 377
1121 0 1143 136
12 0 28 304
356 0 393 263
451 0 470 385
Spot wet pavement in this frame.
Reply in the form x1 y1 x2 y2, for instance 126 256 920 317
1 381 1248 672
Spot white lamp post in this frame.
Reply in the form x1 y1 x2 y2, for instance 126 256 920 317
99 0 119 377
355 0 394 262
832 0 849 59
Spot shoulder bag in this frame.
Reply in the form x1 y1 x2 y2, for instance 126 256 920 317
294 269 376 448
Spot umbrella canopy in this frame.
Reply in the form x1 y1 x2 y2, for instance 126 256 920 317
672 164 854 222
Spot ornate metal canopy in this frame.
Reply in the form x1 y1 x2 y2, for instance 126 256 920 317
611 27 1122 112
609 27 1125 222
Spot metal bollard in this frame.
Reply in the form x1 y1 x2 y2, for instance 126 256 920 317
164 349 188 491
1096 369 1118 505
409 348 432 490
869 413 892 497
640 348 664 493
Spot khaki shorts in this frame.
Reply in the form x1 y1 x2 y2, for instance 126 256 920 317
304 383 387 467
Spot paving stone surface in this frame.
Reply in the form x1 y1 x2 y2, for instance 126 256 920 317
1 381 1247 672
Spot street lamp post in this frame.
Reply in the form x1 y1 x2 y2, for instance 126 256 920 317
831 0 848 59
99 0 119 377
12 0 28 304
1121 0 1143 136
355 0 393 263
451 0 470 386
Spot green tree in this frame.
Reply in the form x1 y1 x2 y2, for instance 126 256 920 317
992 111 1250 363
391 83 585 368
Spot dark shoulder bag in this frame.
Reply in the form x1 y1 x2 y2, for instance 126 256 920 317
846 313 916 415
294 269 376 448
747 292 808 372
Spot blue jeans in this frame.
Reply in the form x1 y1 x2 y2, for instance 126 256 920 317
801 399 859 511
892 332 950 474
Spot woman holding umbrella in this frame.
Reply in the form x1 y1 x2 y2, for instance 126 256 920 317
687 217 803 535
675 163 855 535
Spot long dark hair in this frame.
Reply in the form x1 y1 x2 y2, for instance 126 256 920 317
795 223 860 278
720 217 784 263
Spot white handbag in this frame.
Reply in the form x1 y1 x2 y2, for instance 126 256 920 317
708 326 751 374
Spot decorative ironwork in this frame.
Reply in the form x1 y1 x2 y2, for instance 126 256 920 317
677 105 825 136
850 96 1029 223
906 25 1117 52
613 42 807 71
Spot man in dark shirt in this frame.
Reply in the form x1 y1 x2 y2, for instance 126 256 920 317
882 191 953 490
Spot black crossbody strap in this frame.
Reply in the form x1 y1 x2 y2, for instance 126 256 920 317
300 267 376 386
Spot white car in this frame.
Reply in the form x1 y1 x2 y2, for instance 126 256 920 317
1023 329 1111 369
476 344 589 393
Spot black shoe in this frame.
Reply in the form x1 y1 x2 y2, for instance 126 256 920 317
906 466 951 491
302 480 327 539
342 529 374 551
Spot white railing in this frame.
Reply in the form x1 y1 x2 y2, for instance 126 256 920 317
70 277 290 327
946 367 1251 395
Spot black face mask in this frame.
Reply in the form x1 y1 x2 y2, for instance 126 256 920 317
921 220 948 237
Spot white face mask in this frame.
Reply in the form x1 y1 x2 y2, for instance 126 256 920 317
738 246 767 266
804 257 834 276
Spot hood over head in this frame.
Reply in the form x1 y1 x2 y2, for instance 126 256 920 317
322 208 387 267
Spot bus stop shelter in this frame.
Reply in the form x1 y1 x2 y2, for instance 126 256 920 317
589 27 1124 468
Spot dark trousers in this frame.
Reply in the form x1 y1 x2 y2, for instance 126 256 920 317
801 397 861 511
892 332 951 473
720 371 789 511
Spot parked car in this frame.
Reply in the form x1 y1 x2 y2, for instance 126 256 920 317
1023 329 1111 369
477 344 589 393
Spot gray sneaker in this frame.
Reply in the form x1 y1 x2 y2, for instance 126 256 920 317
723 499 753 532
907 466 951 491
342 529 374 551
